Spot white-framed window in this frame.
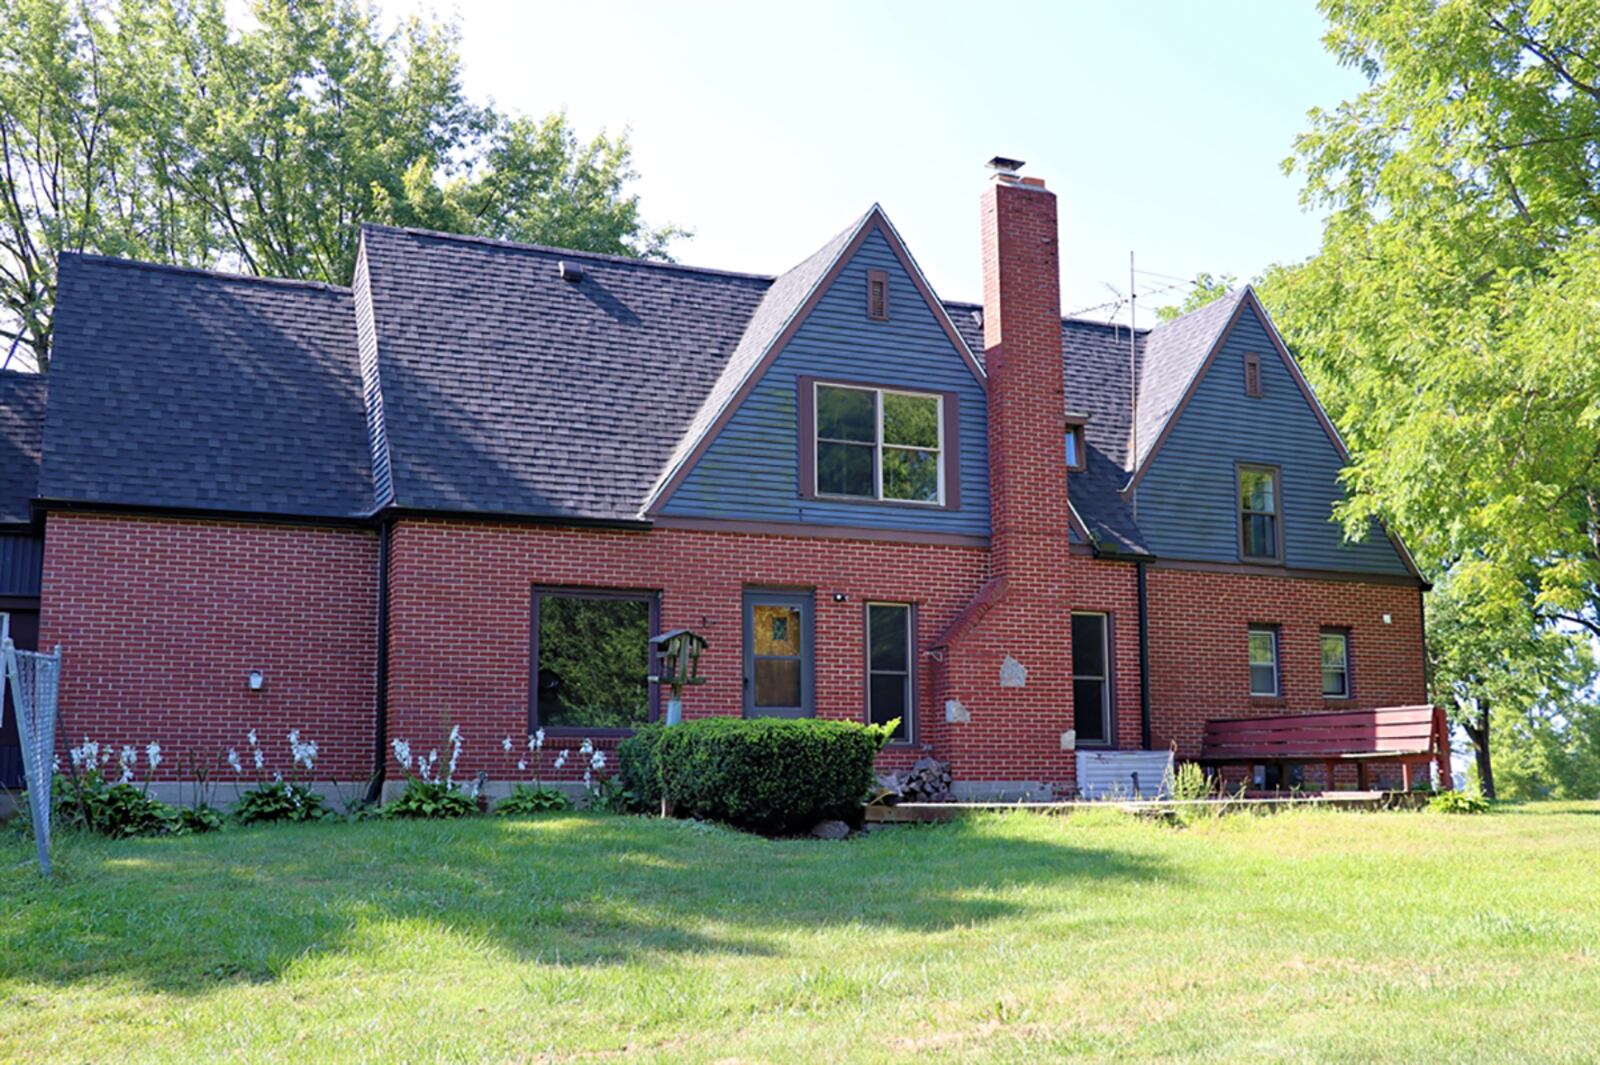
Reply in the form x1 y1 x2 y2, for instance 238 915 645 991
1248 624 1280 697
814 382 943 504
1321 629 1350 699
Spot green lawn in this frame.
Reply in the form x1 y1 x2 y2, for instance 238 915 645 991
2 804 1598 1063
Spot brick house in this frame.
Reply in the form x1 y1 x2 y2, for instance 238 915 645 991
0 160 1427 798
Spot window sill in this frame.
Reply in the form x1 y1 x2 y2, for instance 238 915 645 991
808 492 951 511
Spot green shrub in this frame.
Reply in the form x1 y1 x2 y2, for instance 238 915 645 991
1428 789 1493 815
233 781 331 825
617 724 667 810
494 783 572 816
179 804 226 834
382 777 478 820
645 717 892 834
54 771 181 838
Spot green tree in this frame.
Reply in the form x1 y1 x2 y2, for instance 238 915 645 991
1155 271 1236 322
0 0 681 371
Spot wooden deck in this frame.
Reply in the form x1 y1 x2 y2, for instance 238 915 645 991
864 790 1429 823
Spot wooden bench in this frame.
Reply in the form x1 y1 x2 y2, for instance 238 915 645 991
1199 705 1450 792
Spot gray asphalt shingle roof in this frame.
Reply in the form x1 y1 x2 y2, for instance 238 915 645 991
42 254 373 518
32 221 1241 557
0 370 46 525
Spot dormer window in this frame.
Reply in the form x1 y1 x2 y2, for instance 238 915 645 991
867 269 889 321
812 382 943 504
1065 424 1086 471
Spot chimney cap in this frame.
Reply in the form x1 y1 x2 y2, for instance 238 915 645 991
986 155 1026 174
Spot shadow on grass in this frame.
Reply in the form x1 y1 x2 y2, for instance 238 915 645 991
0 812 1167 994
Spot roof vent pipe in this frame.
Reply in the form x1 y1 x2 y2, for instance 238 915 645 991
559 261 584 283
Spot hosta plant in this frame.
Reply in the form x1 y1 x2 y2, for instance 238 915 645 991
494 783 572 816
232 780 331 824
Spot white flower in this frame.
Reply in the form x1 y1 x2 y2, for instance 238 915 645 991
227 749 243 773
145 743 162 772
502 736 513 753
115 744 135 784
288 729 300 746
70 738 100 770
534 728 545 749
51 755 61 774
554 749 568 770
578 738 594 756
391 738 413 770
253 748 264 770
273 770 283 783
590 750 607 771
289 732 318 771
448 725 462 744
247 729 258 748
583 768 593 789
517 759 527 772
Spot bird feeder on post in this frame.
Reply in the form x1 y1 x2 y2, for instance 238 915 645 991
649 629 707 726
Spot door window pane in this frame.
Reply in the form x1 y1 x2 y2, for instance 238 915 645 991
867 604 911 741
1071 613 1109 744
534 592 653 730
753 604 802 656
754 659 802 708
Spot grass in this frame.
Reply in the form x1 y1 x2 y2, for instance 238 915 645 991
2 804 1598 1062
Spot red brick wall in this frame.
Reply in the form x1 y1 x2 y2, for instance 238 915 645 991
39 514 379 780
384 520 989 784
1145 566 1427 788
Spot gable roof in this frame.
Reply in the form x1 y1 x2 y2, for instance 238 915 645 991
41 254 373 518
0 370 46 526
645 206 983 513
1130 287 1247 476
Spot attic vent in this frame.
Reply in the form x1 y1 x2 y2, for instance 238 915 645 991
867 269 889 321
559 261 584 283
1244 352 1263 398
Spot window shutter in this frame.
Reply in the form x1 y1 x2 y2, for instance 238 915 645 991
867 269 889 321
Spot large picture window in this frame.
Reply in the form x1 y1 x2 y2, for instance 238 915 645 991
531 588 657 732
867 603 913 742
1072 612 1111 745
1238 464 1281 561
814 383 943 504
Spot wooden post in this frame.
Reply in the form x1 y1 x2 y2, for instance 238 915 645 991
1324 760 1337 794
1401 762 1413 792
1356 762 1369 792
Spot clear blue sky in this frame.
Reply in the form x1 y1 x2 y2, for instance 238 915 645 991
398 0 1366 325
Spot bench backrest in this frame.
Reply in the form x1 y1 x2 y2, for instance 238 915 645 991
1201 705 1441 760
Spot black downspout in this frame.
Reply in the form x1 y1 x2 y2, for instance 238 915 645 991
363 520 392 805
1136 560 1153 750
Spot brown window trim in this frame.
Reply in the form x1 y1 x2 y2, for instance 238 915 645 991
529 585 661 737
1320 626 1353 700
1244 352 1263 398
1236 462 1285 563
1065 423 1087 472
867 269 889 321
864 601 917 746
1247 622 1281 698
796 376 961 510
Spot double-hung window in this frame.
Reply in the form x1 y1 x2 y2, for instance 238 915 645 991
814 383 943 504
1239 465 1281 561
1321 629 1351 699
1071 613 1111 745
866 603 912 742
1248 624 1280 697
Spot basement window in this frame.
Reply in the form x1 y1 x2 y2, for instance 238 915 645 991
867 269 889 321
531 587 658 733
814 382 943 504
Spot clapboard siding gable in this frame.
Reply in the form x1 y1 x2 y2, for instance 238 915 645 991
661 229 990 536
1133 302 1410 575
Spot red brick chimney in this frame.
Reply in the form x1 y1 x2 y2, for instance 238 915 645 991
979 157 1071 581
929 158 1076 797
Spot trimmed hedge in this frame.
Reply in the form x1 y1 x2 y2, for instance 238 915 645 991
617 717 891 833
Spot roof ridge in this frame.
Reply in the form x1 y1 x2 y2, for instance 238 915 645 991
62 252 352 294
940 297 1153 334
361 223 778 284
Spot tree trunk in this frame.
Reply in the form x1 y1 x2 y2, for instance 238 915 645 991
1461 697 1496 799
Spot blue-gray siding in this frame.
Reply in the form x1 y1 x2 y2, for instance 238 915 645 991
663 230 991 535
0 534 42 597
1132 304 1411 575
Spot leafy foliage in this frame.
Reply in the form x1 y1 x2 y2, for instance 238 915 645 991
232 781 331 825
178 804 226 834
617 723 667 810
1428 789 1494 816
54 770 181 838
493 783 572 816
628 718 894 834
382 777 478 820
0 0 682 371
